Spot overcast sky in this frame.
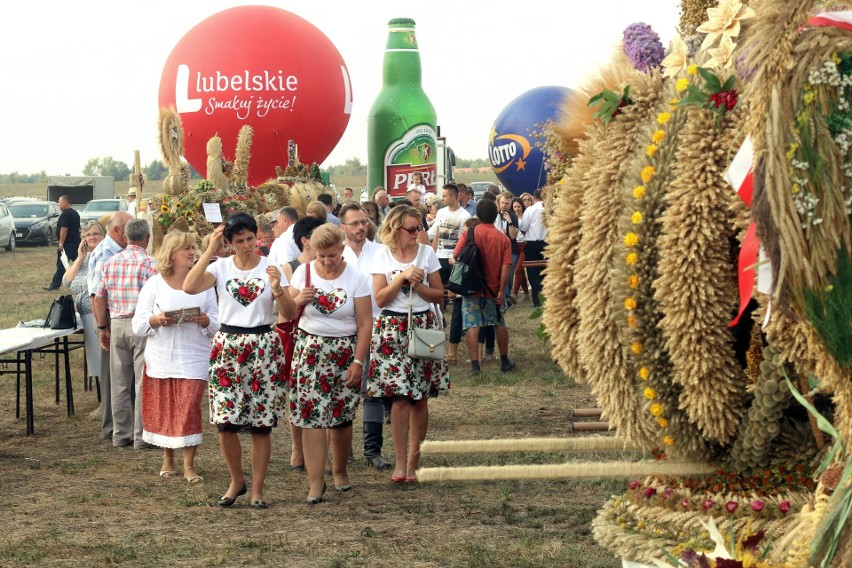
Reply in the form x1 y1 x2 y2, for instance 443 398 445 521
0 1 680 175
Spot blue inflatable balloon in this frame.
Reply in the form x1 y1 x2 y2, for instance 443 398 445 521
488 86 571 196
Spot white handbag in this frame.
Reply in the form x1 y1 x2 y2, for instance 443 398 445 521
406 245 446 361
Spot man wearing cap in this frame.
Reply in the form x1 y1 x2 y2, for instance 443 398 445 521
126 188 138 217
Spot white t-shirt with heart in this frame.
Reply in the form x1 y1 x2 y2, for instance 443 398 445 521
206 256 285 328
289 260 371 337
370 243 441 313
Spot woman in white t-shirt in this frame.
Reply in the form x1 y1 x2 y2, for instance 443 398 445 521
288 224 372 503
184 213 298 510
133 231 219 484
369 205 450 483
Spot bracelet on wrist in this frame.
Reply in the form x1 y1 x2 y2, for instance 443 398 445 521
352 358 365 367
97 324 108 330
272 289 285 299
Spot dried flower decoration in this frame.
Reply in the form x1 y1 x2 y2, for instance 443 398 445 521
661 36 690 79
696 0 756 50
705 35 737 70
677 66 739 125
623 23 665 73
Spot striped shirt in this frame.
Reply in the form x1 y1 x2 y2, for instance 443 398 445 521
87 235 124 297
93 245 157 317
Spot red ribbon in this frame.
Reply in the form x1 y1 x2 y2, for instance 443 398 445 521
730 221 759 327
808 14 852 31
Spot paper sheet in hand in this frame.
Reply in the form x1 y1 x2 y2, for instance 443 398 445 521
163 307 201 324
60 250 70 269
203 203 223 223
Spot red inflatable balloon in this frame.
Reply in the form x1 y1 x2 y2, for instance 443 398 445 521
158 6 352 185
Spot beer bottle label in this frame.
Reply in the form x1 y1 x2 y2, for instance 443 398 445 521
384 124 437 198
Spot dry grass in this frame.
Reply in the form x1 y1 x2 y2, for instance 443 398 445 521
0 245 628 567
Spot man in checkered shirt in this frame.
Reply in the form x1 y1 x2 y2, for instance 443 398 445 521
88 212 132 442
93 218 156 449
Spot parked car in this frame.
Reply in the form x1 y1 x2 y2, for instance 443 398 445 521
7 200 60 246
78 198 129 225
469 181 501 199
0 202 15 251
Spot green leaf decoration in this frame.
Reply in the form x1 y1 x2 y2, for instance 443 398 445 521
804 246 852 369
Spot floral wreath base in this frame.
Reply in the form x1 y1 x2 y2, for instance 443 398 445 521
593 471 812 565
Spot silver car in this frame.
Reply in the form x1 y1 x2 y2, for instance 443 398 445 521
78 198 129 225
0 202 16 251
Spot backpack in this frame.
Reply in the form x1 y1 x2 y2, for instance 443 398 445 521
447 227 492 297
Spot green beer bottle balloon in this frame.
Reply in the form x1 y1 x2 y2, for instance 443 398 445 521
368 17 438 200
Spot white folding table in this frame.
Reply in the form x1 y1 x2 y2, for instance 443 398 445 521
0 323 84 435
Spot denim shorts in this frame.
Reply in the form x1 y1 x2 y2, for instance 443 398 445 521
460 296 504 330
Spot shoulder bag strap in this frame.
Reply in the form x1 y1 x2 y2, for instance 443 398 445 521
293 262 310 325
408 244 424 332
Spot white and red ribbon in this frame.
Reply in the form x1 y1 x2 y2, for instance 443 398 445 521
727 137 762 327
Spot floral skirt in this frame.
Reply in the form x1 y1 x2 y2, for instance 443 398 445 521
368 310 450 400
208 329 285 428
141 369 206 448
289 330 360 429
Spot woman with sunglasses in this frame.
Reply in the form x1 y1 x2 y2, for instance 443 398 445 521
368 205 449 483
184 213 298 509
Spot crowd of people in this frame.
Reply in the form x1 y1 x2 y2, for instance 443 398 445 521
47 180 548 508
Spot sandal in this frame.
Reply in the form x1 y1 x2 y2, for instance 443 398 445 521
159 470 179 478
184 468 204 484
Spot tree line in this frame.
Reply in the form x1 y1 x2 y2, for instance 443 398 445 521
1 155 490 184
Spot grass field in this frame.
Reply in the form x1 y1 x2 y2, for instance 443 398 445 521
0 206 630 568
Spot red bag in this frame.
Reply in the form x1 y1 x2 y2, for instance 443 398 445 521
275 263 309 388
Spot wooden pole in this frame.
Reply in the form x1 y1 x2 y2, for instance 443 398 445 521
417 460 716 483
571 421 611 432
571 407 603 418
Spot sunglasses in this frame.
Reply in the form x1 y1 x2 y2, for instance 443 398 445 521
398 225 421 235
343 220 370 227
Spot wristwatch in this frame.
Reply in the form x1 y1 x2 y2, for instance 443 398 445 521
352 358 365 367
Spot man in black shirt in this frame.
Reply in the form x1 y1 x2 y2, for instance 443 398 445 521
44 195 81 290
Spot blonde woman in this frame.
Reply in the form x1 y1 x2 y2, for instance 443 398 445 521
305 201 328 223
62 220 106 382
132 231 220 483
288 224 372 503
368 205 450 483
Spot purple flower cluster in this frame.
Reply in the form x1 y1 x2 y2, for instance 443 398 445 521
623 23 665 73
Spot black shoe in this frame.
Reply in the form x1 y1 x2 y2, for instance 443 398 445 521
500 357 517 373
289 464 306 473
334 484 353 493
365 453 392 470
217 481 247 507
43 285 60 291
249 500 268 509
